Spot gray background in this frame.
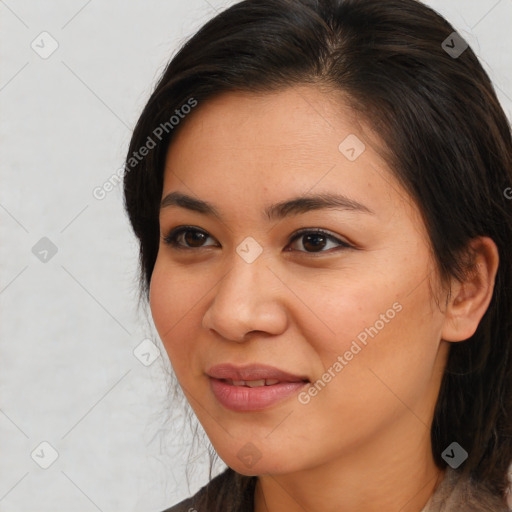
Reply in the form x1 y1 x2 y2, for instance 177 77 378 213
1 1 511 511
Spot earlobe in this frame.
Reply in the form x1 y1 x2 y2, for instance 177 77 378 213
441 236 499 343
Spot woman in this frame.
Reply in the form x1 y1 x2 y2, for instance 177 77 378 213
123 0 512 510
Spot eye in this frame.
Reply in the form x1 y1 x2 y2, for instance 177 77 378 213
163 226 217 250
287 228 352 254
162 226 352 254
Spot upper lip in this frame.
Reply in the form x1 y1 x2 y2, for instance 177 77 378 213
207 363 309 382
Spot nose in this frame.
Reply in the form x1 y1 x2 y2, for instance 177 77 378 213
201 253 288 342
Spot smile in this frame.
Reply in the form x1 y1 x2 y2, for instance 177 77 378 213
209 377 309 412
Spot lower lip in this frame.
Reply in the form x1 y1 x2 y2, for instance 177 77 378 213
209 377 309 412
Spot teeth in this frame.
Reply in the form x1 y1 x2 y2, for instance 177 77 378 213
246 379 266 388
227 379 282 387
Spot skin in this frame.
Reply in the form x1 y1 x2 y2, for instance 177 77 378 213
149 85 499 512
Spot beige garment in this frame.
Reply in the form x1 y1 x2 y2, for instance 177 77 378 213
419 467 510 512
164 466 511 511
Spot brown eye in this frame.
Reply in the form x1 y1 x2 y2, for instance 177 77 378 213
287 229 352 254
163 227 217 249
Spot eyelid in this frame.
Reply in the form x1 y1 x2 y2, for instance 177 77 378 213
289 227 352 249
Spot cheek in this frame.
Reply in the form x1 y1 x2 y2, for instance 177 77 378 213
306 272 443 420
296 271 402 359
302 250 441 366
149 263 202 374
311 244 439 357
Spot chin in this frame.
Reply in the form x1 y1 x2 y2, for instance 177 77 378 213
221 450 296 477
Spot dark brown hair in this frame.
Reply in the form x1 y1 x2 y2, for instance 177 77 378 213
123 0 512 501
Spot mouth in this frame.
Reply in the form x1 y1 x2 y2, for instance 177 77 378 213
207 363 310 412
218 378 298 387
206 363 310 383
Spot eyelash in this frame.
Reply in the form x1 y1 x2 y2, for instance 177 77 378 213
162 226 352 255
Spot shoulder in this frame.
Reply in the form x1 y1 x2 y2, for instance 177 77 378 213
423 468 511 512
161 467 256 512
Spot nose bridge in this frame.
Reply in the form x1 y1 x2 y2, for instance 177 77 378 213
202 248 286 341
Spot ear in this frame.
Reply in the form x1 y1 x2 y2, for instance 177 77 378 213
441 236 499 342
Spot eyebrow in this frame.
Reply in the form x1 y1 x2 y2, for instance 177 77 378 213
160 191 375 221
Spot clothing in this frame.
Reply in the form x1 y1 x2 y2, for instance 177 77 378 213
162 466 511 512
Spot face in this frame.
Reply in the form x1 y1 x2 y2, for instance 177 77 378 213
150 85 450 476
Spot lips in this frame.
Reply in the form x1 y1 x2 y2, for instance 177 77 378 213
207 364 311 411
206 363 310 384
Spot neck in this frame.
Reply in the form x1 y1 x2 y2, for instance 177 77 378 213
253 419 446 512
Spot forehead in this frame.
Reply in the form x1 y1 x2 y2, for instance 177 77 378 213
161 86 411 224
165 86 368 167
